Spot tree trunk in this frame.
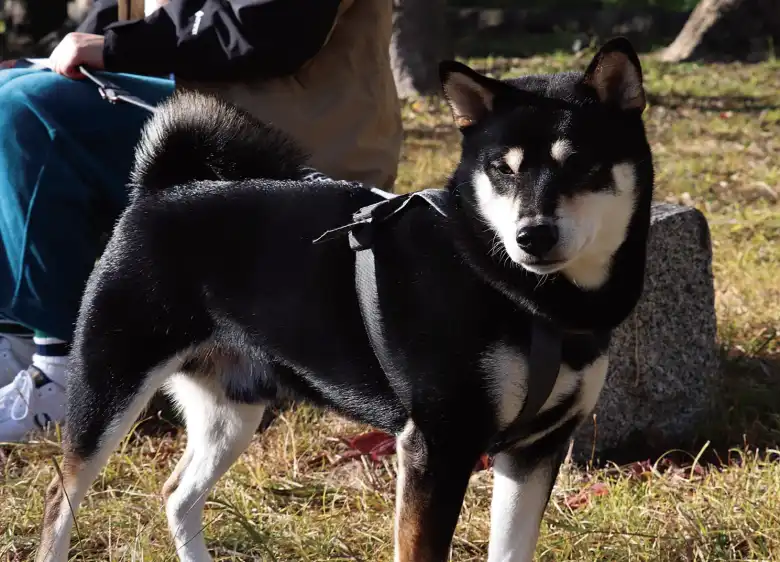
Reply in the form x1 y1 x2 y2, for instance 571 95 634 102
660 0 780 62
390 0 450 99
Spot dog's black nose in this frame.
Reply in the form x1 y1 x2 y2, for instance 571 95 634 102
516 223 558 257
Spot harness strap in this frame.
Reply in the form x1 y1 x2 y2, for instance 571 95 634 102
316 189 449 413
352 235 414 411
486 321 563 455
314 188 566 453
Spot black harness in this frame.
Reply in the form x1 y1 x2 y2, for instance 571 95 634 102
314 188 565 455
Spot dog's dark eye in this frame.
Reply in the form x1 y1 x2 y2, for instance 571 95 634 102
492 161 514 175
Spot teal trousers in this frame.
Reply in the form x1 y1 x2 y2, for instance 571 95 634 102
0 68 175 340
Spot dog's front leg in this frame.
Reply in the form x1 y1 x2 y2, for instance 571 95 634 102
486 449 564 562
393 421 479 562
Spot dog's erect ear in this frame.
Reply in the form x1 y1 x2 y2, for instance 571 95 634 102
439 60 507 129
582 37 645 112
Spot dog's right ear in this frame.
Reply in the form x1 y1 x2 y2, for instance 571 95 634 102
439 61 507 130
582 37 645 112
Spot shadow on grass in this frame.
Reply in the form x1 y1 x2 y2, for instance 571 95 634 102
701 350 780 454
594 348 780 469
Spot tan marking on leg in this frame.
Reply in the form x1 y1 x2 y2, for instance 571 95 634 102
37 453 84 562
38 480 64 560
395 420 420 562
38 356 183 562
393 421 470 562
395 485 425 562
162 448 193 501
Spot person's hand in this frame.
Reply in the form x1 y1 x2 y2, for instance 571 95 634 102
49 32 105 79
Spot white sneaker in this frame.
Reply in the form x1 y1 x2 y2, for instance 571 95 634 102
0 364 66 443
0 334 36 387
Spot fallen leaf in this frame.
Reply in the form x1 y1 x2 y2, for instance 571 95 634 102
344 430 396 460
590 482 609 496
564 482 610 510
474 454 492 472
564 489 590 510
341 431 493 472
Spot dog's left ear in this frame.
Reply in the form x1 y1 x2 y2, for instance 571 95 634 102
583 37 645 112
439 60 509 129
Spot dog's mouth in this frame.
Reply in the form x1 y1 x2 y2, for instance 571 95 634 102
511 230 593 276
498 238 572 275
518 259 567 275
495 222 590 277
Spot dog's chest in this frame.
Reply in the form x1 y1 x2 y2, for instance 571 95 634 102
480 341 608 437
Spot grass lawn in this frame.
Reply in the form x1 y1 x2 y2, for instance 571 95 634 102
2 49 779 561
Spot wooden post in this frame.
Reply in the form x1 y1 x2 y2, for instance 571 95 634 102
118 0 146 21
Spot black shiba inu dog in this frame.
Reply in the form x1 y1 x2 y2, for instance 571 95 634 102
38 37 653 562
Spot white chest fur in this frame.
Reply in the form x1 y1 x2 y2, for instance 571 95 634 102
481 342 608 445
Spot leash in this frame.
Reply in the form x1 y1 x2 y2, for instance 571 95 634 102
16 61 159 112
79 65 159 113
314 189 566 454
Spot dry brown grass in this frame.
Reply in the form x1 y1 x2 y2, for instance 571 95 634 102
2 51 779 561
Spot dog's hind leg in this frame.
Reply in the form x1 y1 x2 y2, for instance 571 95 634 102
163 373 267 562
486 450 564 562
393 421 481 562
36 356 182 562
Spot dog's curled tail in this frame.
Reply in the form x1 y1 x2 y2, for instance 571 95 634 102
130 90 309 191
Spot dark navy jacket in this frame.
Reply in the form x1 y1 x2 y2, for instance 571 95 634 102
77 0 341 80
